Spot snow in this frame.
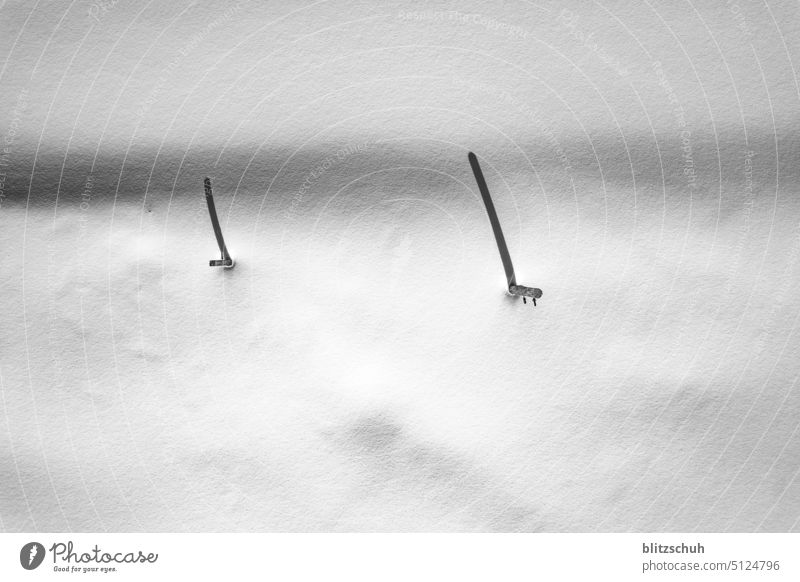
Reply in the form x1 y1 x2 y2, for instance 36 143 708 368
1 0 799 532
2 155 799 531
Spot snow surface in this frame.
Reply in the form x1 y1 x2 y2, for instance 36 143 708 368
3 156 799 531
1 0 799 531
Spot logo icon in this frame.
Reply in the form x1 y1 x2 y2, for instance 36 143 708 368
20 542 45 570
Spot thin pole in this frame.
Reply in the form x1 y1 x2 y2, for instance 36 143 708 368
468 152 516 288
204 177 233 267
468 152 542 305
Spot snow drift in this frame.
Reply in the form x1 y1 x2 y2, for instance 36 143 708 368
2 140 799 531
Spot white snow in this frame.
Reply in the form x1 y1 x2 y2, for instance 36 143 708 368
2 158 799 531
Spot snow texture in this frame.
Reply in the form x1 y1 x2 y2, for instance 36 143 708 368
0 0 799 531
